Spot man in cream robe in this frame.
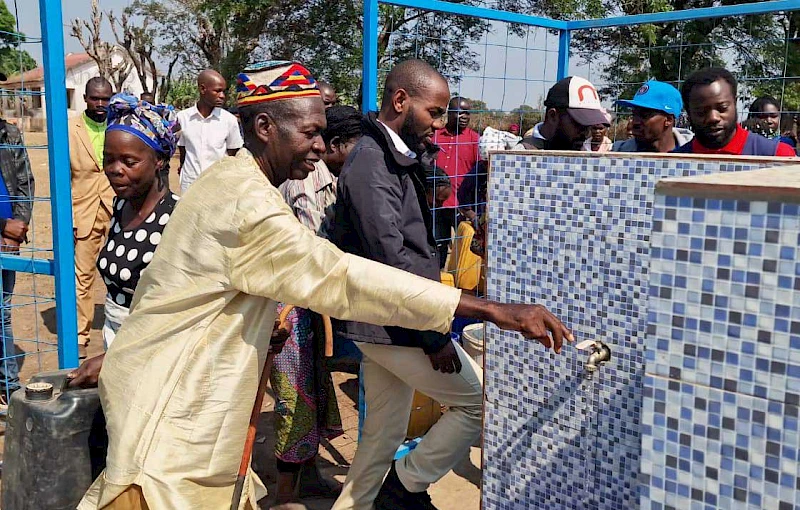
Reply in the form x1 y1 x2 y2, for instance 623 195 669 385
79 146 462 509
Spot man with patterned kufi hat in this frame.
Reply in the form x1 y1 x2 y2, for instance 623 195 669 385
77 61 571 510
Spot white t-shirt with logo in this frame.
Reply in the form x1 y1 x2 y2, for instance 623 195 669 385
176 105 244 193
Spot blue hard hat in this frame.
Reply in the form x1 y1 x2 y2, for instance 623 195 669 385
616 80 683 117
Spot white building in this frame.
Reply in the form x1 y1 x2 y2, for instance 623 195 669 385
0 48 156 130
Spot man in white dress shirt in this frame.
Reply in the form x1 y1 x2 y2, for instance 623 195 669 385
176 69 244 193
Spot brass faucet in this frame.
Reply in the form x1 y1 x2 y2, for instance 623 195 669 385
580 340 612 376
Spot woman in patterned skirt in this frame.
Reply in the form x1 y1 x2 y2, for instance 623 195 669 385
271 106 364 504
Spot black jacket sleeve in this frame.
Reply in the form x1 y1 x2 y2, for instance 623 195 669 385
345 146 417 271
7 125 34 225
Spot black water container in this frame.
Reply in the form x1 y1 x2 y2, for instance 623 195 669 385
2 369 108 510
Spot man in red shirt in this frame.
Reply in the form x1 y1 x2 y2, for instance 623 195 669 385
674 67 795 157
433 96 480 208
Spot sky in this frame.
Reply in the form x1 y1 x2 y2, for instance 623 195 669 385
16 0 132 63
14 0 592 111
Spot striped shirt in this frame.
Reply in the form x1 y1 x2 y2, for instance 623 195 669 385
279 160 337 236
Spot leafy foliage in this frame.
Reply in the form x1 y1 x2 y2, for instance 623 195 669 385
0 0 36 77
163 74 198 109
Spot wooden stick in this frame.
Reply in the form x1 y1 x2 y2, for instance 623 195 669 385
278 305 294 327
230 305 294 510
323 315 333 357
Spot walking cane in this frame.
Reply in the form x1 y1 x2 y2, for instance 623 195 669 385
230 305 294 510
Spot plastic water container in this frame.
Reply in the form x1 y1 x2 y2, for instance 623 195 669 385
406 391 441 439
462 323 485 366
2 370 107 510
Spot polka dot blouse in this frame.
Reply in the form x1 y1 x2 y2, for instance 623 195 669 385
97 193 179 309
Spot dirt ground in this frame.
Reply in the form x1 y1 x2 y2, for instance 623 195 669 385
0 131 482 509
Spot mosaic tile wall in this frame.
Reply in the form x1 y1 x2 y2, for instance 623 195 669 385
483 153 794 509
642 193 800 510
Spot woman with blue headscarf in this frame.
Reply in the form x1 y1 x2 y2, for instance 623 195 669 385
68 93 180 384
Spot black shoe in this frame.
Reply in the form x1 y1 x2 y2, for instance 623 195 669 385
375 461 438 510
0 387 18 411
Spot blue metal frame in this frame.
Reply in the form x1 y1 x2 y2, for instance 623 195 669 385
39 0 78 369
364 0 800 106
379 0 567 30
567 0 800 30
0 256 54 275
361 0 380 113
557 30 571 81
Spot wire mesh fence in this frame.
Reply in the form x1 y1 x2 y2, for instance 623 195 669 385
378 6 563 303
0 0 64 412
371 1 800 315
579 9 800 143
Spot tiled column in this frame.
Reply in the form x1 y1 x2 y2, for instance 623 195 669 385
484 152 796 510
643 166 800 510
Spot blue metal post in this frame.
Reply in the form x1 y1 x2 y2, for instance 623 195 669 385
39 0 78 369
557 29 571 81
362 0 380 113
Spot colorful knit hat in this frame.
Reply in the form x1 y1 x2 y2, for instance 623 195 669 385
106 93 177 157
236 61 321 106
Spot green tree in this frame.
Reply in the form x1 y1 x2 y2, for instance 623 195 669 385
462 97 501 132
507 104 541 133
259 0 526 106
0 0 36 77
566 0 726 99
164 74 198 109
738 11 800 115
135 0 537 106
534 0 799 115
129 0 279 88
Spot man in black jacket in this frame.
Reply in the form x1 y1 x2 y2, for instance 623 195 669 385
0 115 34 408
330 59 485 509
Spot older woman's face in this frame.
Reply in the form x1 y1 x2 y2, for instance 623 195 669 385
104 130 160 200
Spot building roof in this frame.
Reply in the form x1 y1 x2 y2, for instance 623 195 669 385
1 52 95 85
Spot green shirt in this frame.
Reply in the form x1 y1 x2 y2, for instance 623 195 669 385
83 113 106 167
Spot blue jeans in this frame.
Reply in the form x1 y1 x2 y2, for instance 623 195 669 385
0 269 18 392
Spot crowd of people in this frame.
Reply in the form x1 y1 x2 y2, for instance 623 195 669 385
49 59 570 510
0 55 796 510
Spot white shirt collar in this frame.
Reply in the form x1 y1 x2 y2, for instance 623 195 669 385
189 105 221 120
378 120 417 159
532 122 546 140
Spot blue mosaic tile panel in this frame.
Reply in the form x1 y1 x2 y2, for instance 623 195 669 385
640 375 800 510
485 323 592 431
483 400 592 509
648 197 800 405
484 153 794 510
643 194 800 509
595 436 642 509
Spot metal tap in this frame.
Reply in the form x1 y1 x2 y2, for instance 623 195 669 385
576 340 612 376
